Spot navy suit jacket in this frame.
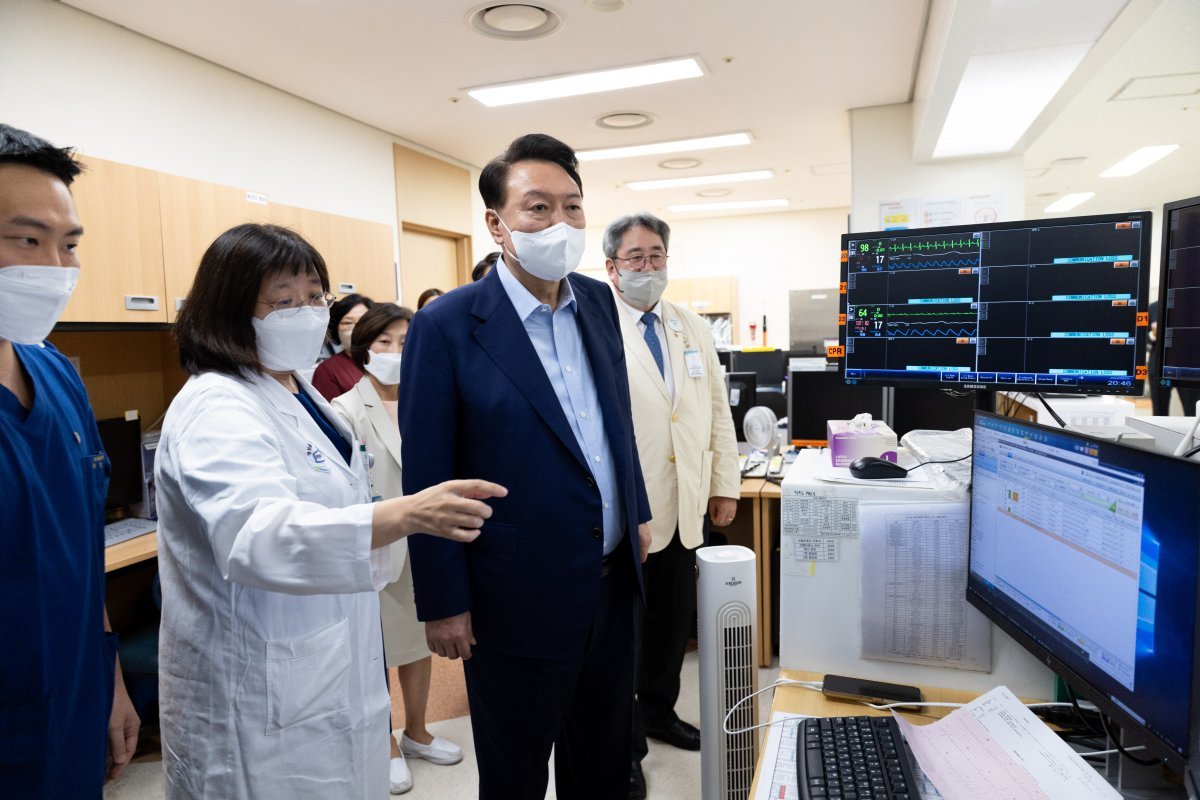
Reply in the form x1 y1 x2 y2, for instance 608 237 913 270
398 267 651 659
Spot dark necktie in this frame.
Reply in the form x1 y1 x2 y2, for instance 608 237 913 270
642 311 665 377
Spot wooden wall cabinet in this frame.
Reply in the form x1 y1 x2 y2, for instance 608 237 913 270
61 157 167 323
270 204 396 303
664 275 739 343
158 174 271 322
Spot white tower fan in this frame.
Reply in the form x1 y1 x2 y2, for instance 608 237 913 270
697 544 759 800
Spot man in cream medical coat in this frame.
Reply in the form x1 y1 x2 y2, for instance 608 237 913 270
603 212 740 797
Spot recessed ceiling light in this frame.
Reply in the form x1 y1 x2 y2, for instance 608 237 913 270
668 199 789 213
696 188 732 198
1043 192 1095 213
577 132 752 162
1100 145 1180 177
467 4 562 40
659 158 702 170
585 0 628 10
466 56 704 107
627 169 773 191
934 44 1092 158
596 112 653 129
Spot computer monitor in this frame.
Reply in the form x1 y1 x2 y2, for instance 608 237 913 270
841 211 1153 395
968 411 1200 772
789 288 840 355
1155 195 1200 390
726 371 757 442
787 368 885 445
96 417 142 511
733 349 785 387
888 387 994 438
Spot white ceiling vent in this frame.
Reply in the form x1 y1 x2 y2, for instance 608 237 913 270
467 4 562 40
1110 72 1200 101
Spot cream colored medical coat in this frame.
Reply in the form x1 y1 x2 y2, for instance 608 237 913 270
155 370 390 799
615 292 741 552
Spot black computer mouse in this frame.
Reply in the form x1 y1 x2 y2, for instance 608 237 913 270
848 456 909 479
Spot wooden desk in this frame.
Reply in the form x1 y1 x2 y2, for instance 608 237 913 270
757 481 780 667
104 532 158 572
749 669 983 796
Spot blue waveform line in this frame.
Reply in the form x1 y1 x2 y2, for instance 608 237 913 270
886 327 977 337
887 259 978 269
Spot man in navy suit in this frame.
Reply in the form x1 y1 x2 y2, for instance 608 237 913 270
398 133 651 799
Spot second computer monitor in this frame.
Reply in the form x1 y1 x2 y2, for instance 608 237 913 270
1155 195 1200 390
787 368 885 445
841 211 1153 395
969 412 1200 771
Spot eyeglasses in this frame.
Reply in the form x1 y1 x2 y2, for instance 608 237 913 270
257 292 336 317
613 253 668 269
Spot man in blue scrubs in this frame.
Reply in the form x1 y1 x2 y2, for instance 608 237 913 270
0 125 139 797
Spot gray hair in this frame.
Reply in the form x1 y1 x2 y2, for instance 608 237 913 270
602 212 671 259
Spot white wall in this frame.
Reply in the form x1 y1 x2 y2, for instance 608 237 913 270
1 0 400 226
850 103 1024 233
580 207 849 350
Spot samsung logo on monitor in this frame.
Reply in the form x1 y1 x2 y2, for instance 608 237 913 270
963 383 986 389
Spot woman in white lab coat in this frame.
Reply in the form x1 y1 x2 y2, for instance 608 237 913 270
155 223 504 800
331 302 463 794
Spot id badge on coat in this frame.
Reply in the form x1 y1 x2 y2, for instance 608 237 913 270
684 349 705 378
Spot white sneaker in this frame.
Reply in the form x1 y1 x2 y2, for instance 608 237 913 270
400 732 463 765
389 755 413 794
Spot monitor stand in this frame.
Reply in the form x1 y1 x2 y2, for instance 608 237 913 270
1103 728 1183 795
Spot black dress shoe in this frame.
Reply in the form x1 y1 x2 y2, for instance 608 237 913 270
644 719 701 751
629 760 647 799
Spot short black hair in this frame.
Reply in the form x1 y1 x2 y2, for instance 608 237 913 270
175 223 330 378
478 133 582 211
417 288 444 309
348 303 414 371
0 124 83 186
328 292 375 341
472 251 500 282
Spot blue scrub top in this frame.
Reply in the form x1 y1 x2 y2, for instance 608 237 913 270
0 342 115 799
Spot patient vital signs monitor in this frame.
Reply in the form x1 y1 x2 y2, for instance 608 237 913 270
840 212 1152 394
969 412 1200 772
1155 195 1200 389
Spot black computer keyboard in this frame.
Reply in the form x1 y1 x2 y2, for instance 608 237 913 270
797 715 922 799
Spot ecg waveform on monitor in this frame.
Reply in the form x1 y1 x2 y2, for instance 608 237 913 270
886 239 979 252
887 258 979 269
887 326 977 337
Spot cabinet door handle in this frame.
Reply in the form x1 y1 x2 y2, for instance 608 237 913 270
124 295 161 311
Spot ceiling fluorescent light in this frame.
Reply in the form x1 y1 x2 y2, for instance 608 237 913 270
627 170 773 191
467 57 704 107
933 43 1091 159
668 199 789 213
1100 145 1180 177
577 132 752 162
1043 192 1095 214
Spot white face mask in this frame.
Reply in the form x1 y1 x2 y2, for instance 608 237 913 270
0 265 80 345
617 268 669 311
251 306 330 372
364 350 402 386
493 214 586 282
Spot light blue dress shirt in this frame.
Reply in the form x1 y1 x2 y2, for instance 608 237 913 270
497 258 624 554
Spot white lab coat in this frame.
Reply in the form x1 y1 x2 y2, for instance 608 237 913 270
155 370 391 799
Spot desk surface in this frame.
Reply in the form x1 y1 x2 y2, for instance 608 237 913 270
749 669 983 797
105 532 157 572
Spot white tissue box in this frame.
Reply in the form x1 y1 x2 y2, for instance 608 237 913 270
827 418 898 467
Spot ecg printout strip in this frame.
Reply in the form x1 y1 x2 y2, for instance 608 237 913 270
859 505 992 671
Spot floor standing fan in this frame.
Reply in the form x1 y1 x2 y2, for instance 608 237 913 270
697 545 758 800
